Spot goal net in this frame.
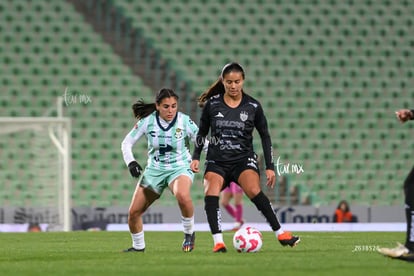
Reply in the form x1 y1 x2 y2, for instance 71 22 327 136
0 117 71 231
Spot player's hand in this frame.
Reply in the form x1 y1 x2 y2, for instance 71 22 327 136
265 169 276 188
128 161 143 178
395 109 413 123
190 160 200 173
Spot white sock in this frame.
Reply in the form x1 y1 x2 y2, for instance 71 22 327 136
275 229 284 237
182 216 194 234
131 231 145 250
213 233 224 245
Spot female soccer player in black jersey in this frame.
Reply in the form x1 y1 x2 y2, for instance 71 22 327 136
190 62 300 252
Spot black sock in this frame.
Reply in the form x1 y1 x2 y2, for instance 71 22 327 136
251 191 281 231
405 207 414 251
204 196 222 234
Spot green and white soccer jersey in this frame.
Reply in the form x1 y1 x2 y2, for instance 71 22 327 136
121 111 198 194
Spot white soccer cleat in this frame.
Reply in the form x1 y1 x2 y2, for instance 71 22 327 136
377 242 409 258
231 220 244 231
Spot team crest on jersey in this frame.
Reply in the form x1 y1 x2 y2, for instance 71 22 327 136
240 111 248 122
175 128 183 139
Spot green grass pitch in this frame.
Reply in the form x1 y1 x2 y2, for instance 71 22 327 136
0 231 412 275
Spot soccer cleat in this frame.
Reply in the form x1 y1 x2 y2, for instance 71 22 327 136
213 242 227 253
377 242 409 258
182 232 196 252
231 220 245 231
123 247 145 252
278 231 300 247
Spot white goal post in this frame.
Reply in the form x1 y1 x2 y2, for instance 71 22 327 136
0 117 72 231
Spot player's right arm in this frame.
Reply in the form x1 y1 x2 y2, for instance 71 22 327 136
121 119 147 177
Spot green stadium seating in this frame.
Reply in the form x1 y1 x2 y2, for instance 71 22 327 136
1 0 413 207
0 0 157 207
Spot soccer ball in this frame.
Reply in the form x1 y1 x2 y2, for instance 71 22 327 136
233 226 263 253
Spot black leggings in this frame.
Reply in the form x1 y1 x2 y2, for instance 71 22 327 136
404 166 414 249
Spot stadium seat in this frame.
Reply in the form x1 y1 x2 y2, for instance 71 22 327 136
2 0 412 207
0 0 157 208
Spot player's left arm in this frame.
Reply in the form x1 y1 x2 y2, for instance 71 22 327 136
254 103 276 188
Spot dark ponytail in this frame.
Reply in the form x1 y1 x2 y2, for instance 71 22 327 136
132 88 179 120
132 100 156 120
197 62 245 107
197 79 223 107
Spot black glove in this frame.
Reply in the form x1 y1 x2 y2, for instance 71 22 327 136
128 161 143 178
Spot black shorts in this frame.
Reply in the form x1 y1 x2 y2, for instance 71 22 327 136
204 153 260 189
404 166 414 207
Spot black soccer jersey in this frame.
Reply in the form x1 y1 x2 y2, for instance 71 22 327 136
193 93 275 170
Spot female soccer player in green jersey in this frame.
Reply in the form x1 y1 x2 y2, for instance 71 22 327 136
121 88 198 252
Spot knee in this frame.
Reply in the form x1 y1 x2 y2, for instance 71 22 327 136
220 197 228 206
128 207 142 221
238 181 260 199
245 188 261 199
176 192 192 205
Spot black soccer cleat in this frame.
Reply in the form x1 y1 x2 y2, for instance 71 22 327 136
397 251 414 262
278 232 300 247
182 232 195 252
123 247 145 252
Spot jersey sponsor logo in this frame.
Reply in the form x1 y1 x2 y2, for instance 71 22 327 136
240 111 248 122
219 140 242 150
215 112 224 118
149 130 172 139
153 155 180 164
175 128 183 139
159 144 173 155
216 120 245 129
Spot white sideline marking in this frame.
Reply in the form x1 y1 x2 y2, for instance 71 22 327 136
106 222 406 232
